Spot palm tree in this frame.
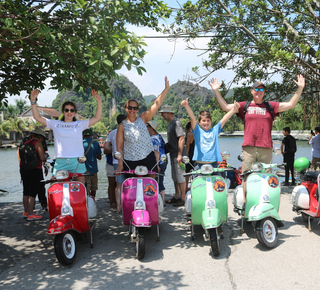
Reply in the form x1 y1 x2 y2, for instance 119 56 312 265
7 118 27 143
0 120 11 144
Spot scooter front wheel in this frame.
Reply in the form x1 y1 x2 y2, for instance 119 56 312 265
54 231 77 265
136 227 146 260
209 228 220 257
256 218 278 249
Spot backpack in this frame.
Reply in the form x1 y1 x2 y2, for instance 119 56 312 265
243 101 274 125
19 140 40 170
288 136 297 153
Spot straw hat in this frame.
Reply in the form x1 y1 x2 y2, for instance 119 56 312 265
147 120 159 133
158 105 174 113
31 127 47 139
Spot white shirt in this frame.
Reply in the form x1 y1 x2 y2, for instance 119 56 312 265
46 119 89 158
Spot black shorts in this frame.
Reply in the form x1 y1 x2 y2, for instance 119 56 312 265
124 151 157 171
20 168 43 198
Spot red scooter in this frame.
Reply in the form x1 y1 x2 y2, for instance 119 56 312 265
291 157 320 231
43 157 96 265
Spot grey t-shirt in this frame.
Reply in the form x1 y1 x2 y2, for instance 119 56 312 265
167 118 185 159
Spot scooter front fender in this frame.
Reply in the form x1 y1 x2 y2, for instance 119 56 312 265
248 203 284 227
131 210 151 227
201 208 222 229
48 215 83 235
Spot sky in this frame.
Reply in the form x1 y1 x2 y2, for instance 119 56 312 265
7 1 235 107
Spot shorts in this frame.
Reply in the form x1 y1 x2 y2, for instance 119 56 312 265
85 171 98 191
311 157 320 170
106 163 115 177
20 168 43 198
170 157 185 184
242 146 273 173
113 163 125 184
53 158 86 176
124 151 156 171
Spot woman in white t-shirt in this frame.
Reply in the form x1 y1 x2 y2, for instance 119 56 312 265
30 89 102 183
115 77 169 175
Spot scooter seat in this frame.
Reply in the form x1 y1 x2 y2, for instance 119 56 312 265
303 171 320 182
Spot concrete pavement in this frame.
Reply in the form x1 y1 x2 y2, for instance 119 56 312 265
0 186 320 289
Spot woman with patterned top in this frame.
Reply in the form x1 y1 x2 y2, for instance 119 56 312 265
115 77 169 175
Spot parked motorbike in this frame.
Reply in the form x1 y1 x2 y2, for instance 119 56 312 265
43 156 97 265
291 157 320 231
233 156 284 248
114 152 165 260
218 151 242 189
184 156 232 256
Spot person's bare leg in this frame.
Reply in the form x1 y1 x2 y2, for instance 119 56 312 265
179 182 186 201
23 195 28 214
115 183 122 213
174 181 181 199
27 196 36 215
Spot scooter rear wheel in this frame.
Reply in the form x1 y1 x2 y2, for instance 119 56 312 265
136 227 146 260
256 218 278 249
54 231 77 265
209 228 220 257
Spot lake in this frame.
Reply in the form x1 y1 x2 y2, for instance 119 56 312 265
0 136 312 203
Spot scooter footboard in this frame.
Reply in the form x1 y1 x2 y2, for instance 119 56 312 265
248 203 283 226
201 208 223 229
131 210 151 227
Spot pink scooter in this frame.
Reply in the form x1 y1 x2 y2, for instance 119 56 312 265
114 152 165 260
43 157 96 265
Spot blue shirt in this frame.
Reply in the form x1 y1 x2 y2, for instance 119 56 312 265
309 134 320 158
192 122 222 162
83 137 102 173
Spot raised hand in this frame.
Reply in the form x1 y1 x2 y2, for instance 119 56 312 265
30 89 39 102
91 89 101 102
293 74 305 88
180 98 189 107
208 78 222 91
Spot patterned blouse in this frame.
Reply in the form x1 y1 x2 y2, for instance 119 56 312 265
123 117 154 161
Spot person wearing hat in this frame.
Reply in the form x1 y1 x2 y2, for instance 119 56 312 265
83 128 102 198
209 75 305 203
159 104 186 207
18 127 47 221
147 120 168 202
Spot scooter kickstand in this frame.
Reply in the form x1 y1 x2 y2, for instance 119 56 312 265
308 216 311 231
156 225 160 242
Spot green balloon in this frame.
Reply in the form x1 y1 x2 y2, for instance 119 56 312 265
294 157 310 172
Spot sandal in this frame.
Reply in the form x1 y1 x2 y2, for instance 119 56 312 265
165 197 179 204
173 199 185 207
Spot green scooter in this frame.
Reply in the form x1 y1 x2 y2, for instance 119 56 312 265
233 156 284 248
184 156 231 257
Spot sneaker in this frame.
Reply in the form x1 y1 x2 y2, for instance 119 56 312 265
23 212 28 218
27 214 42 221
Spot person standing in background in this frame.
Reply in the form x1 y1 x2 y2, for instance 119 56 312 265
308 126 320 170
281 127 296 186
83 128 102 198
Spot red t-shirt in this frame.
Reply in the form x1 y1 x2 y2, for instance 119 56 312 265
237 101 279 149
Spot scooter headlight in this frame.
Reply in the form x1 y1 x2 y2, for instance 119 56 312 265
61 205 70 214
207 200 215 209
263 195 270 202
200 164 214 175
55 169 69 180
134 166 148 176
136 201 144 210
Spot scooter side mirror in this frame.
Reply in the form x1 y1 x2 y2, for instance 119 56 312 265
160 154 167 162
221 151 230 160
78 156 86 163
114 151 122 160
182 156 190 164
238 155 244 162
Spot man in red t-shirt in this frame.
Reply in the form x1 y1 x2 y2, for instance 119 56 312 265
209 75 305 202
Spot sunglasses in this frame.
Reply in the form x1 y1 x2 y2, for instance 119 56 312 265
126 106 139 111
64 108 75 113
254 88 265 92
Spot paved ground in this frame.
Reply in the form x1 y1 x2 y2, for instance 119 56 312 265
1 186 320 289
